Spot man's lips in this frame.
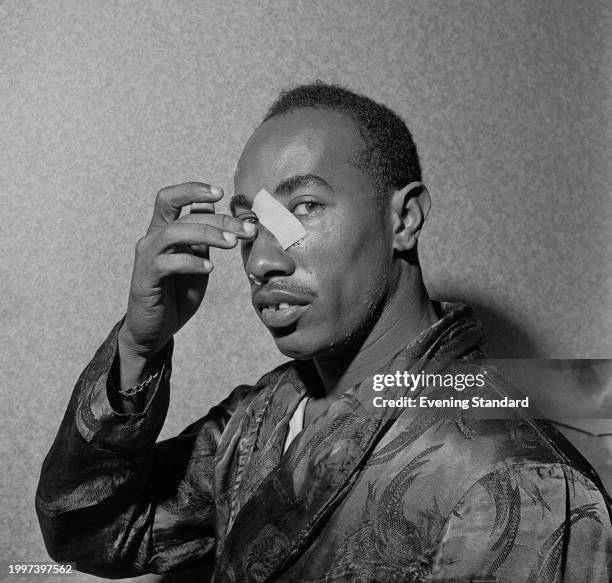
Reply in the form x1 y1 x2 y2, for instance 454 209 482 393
253 289 312 310
253 289 313 328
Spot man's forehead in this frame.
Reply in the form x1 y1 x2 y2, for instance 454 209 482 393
235 108 363 188
252 107 362 149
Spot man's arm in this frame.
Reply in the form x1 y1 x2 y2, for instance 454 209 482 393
429 463 612 582
35 182 257 576
35 320 252 577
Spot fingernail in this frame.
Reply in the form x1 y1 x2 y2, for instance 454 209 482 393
203 259 214 271
210 185 223 196
243 222 257 234
223 232 237 244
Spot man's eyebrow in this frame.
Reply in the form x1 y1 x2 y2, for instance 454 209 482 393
275 174 333 196
229 193 252 216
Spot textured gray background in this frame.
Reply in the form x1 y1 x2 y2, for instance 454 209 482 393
1 1 610 581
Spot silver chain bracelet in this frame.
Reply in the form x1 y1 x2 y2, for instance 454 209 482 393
116 370 160 398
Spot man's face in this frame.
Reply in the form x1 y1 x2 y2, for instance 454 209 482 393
232 108 397 359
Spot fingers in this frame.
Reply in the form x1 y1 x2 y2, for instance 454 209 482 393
154 222 253 253
153 253 215 275
178 212 257 239
138 183 257 280
177 214 257 257
147 182 223 234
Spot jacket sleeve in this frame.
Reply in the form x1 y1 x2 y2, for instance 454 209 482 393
429 462 612 582
35 321 249 578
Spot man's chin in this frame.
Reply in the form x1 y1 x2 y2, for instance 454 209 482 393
271 335 315 360
268 321 373 362
268 327 330 360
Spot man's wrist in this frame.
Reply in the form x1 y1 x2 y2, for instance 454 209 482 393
114 325 167 412
116 336 152 389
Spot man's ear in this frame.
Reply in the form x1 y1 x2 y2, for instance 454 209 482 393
390 181 431 252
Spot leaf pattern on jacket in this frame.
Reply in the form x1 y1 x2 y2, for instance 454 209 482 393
477 466 553 575
292 395 364 467
526 502 603 583
324 445 445 582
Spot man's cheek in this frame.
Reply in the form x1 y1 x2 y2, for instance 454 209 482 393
328 283 370 331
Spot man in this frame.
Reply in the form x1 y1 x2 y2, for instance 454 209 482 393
36 82 611 582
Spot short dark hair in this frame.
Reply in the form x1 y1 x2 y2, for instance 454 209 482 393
263 81 422 197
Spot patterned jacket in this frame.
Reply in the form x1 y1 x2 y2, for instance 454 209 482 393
36 304 612 582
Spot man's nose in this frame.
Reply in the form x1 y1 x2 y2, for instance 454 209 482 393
245 224 295 283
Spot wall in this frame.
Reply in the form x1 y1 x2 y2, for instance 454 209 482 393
1 1 609 581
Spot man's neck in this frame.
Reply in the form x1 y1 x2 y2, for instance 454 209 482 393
313 266 439 399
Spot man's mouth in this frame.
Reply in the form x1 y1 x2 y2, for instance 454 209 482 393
259 303 309 328
254 288 313 328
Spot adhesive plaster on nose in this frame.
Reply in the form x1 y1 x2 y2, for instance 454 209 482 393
252 188 307 250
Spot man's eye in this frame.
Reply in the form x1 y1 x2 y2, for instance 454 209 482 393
292 201 324 217
239 215 259 224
